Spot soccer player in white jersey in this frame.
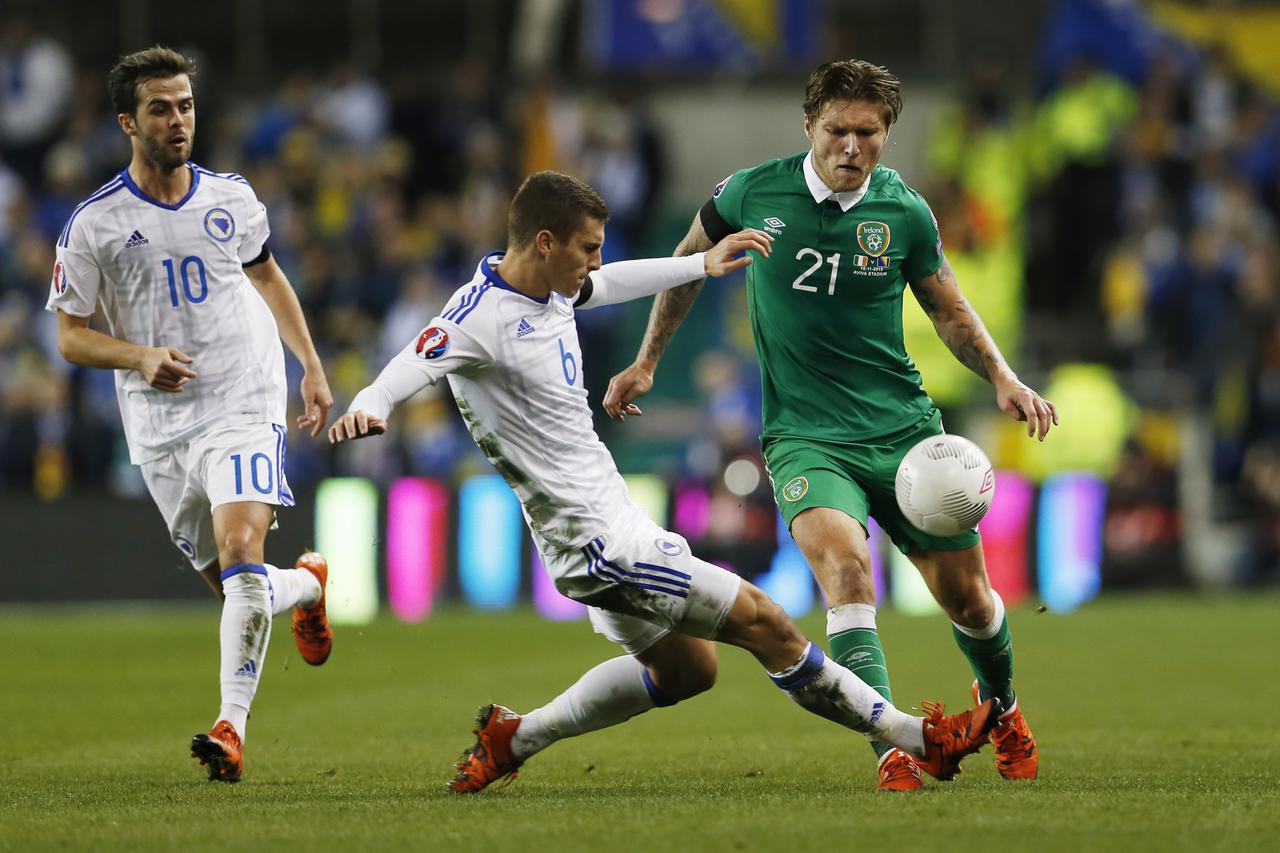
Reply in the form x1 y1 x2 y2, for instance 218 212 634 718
331 171 1002 792
46 47 334 783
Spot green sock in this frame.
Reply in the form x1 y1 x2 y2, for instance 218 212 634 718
952 614 1016 711
829 627 895 760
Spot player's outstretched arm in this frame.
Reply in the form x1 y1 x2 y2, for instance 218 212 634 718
602 212 718 422
244 255 333 437
331 318 487 445
908 258 1059 440
578 229 771 311
55 310 198 392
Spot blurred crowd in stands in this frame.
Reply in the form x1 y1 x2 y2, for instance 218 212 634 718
1 3 1276 586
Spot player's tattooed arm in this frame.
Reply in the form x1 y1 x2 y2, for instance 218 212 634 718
908 258 1007 381
909 258 1060 440
602 212 715 421
638 216 716 365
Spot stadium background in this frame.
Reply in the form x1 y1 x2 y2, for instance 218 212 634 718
2 0 1278 617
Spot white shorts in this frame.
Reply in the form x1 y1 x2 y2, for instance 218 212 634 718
544 517 743 656
139 422 294 570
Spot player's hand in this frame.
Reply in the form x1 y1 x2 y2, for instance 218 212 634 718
328 410 387 444
602 362 653 422
704 229 773 277
996 377 1059 441
298 369 334 437
138 346 197 393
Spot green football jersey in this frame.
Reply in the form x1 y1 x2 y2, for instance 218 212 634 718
705 152 944 443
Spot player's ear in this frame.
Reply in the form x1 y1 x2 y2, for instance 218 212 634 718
118 112 135 137
534 228 555 259
802 113 813 141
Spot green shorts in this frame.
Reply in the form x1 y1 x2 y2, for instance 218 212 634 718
763 410 981 555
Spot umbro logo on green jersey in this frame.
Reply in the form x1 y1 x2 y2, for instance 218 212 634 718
763 217 785 235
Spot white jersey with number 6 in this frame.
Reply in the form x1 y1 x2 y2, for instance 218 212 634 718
45 162 286 464
352 252 645 554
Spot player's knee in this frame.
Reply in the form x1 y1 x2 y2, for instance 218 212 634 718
946 589 995 629
644 638 718 701
680 644 719 697
653 650 717 700
812 546 874 593
218 526 264 567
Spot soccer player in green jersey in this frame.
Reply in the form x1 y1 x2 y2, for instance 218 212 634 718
604 60 1058 792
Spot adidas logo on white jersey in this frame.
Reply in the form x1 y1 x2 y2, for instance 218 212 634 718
233 660 258 678
123 230 149 248
516 318 536 338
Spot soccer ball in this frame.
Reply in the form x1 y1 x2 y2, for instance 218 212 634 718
894 434 995 536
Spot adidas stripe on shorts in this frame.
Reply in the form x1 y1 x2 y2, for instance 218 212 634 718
543 515 742 655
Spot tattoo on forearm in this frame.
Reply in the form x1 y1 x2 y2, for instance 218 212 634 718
638 227 712 364
915 260 1008 383
641 280 704 364
943 298 1006 381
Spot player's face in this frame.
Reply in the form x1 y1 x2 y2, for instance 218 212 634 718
803 98 888 193
121 74 195 172
544 218 605 299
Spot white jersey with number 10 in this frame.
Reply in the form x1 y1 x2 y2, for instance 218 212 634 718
45 162 286 464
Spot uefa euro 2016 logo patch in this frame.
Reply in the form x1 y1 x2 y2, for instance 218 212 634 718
856 221 891 257
713 174 732 198
204 208 235 242
415 326 449 360
782 476 809 502
51 260 68 295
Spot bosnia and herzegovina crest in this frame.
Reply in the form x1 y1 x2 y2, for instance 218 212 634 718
856 221 891 257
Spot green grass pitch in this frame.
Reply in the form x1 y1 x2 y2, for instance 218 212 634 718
2 594 1278 852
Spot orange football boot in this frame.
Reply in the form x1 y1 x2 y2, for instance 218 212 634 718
877 748 924 792
190 720 244 783
971 680 1038 779
292 551 333 665
448 704 524 793
916 697 1002 781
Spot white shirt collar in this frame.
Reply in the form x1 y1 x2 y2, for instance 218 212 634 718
803 151 870 212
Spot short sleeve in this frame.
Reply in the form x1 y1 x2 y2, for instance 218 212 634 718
901 190 944 283
45 217 103 317
237 186 271 264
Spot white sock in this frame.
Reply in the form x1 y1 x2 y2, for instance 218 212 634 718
264 563 321 615
771 642 925 756
510 656 663 760
217 566 273 741
827 602 877 634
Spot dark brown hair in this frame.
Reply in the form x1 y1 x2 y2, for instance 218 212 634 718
508 171 610 250
108 46 197 116
803 60 903 126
